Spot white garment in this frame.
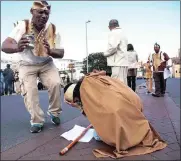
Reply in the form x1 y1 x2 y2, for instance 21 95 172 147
164 68 171 79
127 51 138 69
167 59 172 67
111 66 128 85
8 20 63 65
103 27 128 67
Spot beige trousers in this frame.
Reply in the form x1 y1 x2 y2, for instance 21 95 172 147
111 66 128 85
19 61 62 126
146 78 153 93
14 81 21 94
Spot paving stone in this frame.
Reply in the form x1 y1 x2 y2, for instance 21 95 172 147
120 154 156 160
151 123 175 134
162 132 179 144
151 153 177 160
168 143 181 151
166 150 180 160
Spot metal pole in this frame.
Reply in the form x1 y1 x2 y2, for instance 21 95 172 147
71 69 73 82
85 22 88 73
85 20 90 74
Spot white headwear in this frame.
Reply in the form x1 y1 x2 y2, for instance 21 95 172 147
64 84 76 102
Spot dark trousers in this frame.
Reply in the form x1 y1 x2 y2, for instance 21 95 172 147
0 82 4 95
127 76 136 92
12 81 15 93
164 79 167 92
38 82 44 90
153 72 165 95
4 81 13 95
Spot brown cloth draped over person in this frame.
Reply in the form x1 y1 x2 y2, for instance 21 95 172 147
64 70 167 159
65 71 167 158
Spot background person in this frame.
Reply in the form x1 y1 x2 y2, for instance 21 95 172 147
1 1 64 133
127 44 138 92
3 64 14 95
103 19 128 85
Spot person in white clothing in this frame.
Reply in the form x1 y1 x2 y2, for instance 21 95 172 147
103 19 128 85
164 59 172 93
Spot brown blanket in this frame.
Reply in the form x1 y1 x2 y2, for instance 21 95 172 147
80 73 167 158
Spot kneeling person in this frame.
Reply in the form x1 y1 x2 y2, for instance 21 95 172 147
64 70 167 159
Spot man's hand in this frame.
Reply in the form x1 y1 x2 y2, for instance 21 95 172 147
1 37 30 53
17 37 30 52
43 39 51 54
43 39 64 58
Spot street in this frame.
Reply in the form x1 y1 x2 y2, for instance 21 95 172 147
166 78 180 107
1 78 180 155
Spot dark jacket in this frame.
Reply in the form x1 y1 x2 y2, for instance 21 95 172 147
3 68 14 82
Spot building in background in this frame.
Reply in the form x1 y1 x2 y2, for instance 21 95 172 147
53 59 84 81
137 61 144 79
74 61 84 80
53 59 76 71
172 64 180 78
171 57 180 78
0 59 17 71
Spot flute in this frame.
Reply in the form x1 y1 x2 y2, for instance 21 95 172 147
59 124 93 155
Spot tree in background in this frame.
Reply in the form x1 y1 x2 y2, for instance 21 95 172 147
82 52 112 76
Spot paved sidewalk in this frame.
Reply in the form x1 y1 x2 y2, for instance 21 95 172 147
1 87 180 160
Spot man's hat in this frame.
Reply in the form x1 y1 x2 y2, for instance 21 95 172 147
64 83 76 102
31 1 51 11
109 19 119 27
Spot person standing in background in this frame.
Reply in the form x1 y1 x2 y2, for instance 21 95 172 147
1 1 64 133
143 59 153 94
0 69 5 96
163 58 172 93
103 19 128 85
3 64 14 95
150 43 170 97
127 44 138 92
14 70 21 94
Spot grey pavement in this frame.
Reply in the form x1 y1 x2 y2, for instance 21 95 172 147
1 78 179 152
0 78 180 160
1 86 180 160
1 89 81 152
166 78 180 107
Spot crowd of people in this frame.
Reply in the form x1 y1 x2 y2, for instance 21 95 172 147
0 64 50 95
1 1 170 159
126 42 172 96
101 19 171 97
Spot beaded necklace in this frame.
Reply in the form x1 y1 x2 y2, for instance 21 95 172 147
30 22 46 56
